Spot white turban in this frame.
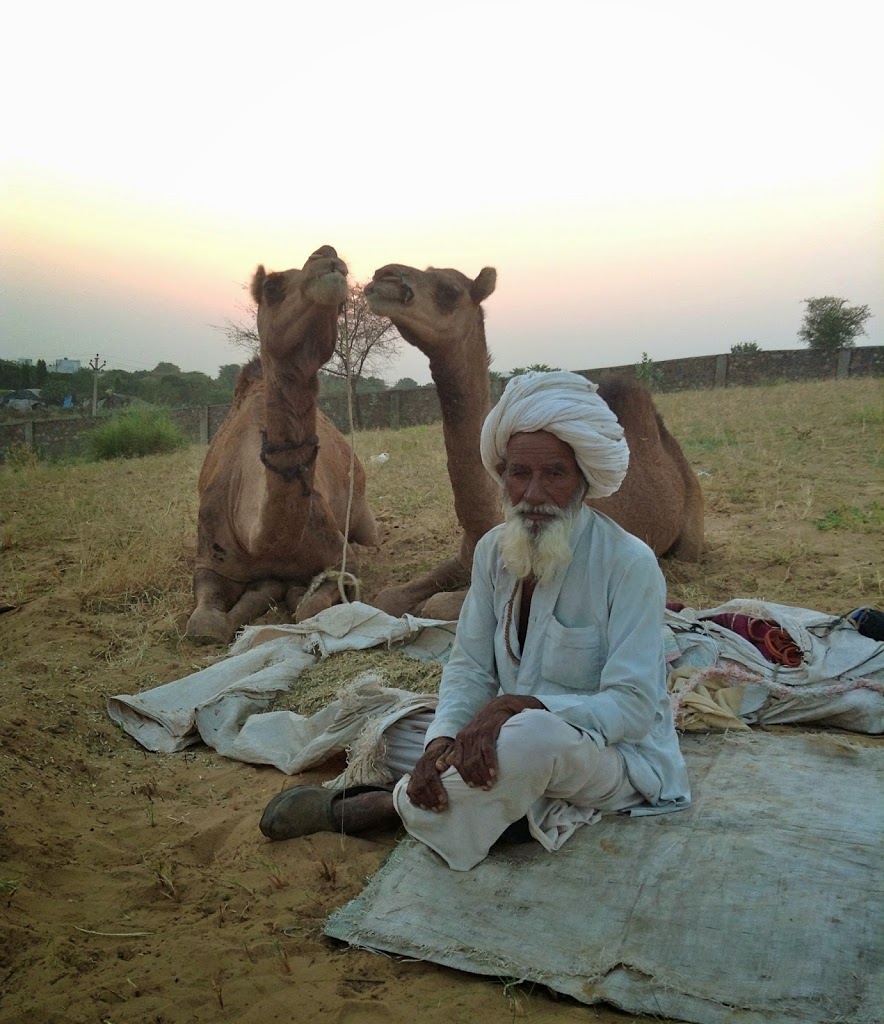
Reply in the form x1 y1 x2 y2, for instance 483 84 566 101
480 371 630 499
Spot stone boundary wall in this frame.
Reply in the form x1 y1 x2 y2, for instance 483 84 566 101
577 343 882 392
1 346 880 462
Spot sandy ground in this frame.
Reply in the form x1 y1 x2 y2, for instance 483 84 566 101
2 383 881 1024
2 583 660 1024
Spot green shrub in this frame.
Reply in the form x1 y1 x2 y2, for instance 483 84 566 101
634 352 663 389
84 409 187 461
2 442 40 470
814 502 883 532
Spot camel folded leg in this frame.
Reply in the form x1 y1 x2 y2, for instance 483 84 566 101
347 496 379 547
416 589 469 621
187 570 247 643
294 579 349 623
666 489 705 561
227 580 288 636
374 556 470 618
284 584 307 614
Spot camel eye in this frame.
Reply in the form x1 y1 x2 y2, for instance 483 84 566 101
434 281 461 312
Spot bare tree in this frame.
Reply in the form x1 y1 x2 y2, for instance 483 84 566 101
214 283 400 388
326 284 400 384
214 297 260 359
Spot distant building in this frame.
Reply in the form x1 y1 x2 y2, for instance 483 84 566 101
1 388 44 411
53 358 81 374
16 358 33 366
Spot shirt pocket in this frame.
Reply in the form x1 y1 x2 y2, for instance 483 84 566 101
540 617 603 690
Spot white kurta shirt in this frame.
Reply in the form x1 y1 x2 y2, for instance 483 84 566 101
425 505 690 811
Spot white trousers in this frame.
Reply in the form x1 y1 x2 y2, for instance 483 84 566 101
387 709 641 872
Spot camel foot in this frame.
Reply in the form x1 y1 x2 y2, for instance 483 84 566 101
417 591 467 621
294 582 339 623
669 535 704 561
284 585 307 615
185 607 233 644
373 584 420 618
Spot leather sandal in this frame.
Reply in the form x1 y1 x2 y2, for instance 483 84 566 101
259 784 391 841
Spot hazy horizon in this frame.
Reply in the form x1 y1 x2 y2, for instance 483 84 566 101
3 0 881 385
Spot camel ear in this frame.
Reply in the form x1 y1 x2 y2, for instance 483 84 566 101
250 265 267 305
471 267 497 304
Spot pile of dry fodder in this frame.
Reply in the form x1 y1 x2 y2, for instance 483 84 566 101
269 648 443 716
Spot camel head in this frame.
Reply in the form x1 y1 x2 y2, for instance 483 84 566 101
250 245 348 371
364 263 497 357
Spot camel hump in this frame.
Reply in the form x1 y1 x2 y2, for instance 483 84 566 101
232 358 263 404
597 375 661 437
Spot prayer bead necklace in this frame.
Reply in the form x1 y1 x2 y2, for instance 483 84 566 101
503 580 522 665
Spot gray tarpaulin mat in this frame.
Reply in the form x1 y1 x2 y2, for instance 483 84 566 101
325 732 883 1024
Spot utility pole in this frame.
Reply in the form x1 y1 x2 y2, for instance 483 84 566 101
89 353 106 416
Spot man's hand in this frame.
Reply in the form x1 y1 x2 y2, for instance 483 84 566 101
406 736 456 813
437 695 546 790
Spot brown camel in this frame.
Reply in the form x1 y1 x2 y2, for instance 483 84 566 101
186 246 378 642
366 262 703 619
589 374 705 560
365 263 502 619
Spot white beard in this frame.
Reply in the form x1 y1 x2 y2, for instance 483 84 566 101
498 490 583 586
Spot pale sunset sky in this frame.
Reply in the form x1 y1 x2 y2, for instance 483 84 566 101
2 0 881 385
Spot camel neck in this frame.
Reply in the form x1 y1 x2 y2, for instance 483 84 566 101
258 361 321 502
261 364 319 444
428 328 500 545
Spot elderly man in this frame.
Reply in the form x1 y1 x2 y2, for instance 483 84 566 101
261 371 690 870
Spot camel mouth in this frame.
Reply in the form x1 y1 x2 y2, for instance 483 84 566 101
318 267 347 284
366 273 414 306
307 267 348 306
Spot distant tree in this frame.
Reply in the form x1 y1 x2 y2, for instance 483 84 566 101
318 371 347 396
55 368 95 402
731 341 761 354
635 352 663 389
798 296 872 351
486 349 505 380
356 375 389 394
319 372 389 396
327 284 400 387
217 311 260 357
0 359 19 388
152 361 181 375
509 363 561 376
393 377 419 390
216 363 242 391
35 359 48 384
38 376 74 405
153 375 192 406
